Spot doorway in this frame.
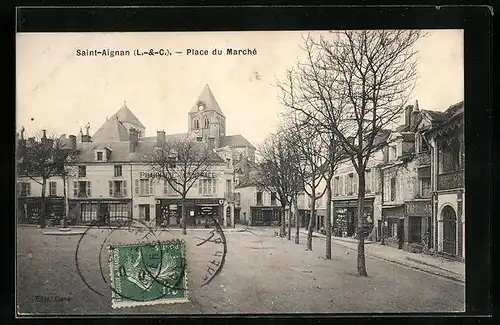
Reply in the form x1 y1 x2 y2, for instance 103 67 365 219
442 205 457 255
139 204 150 222
397 218 405 249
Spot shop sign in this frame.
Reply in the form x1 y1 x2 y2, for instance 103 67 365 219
199 206 217 216
140 172 161 179
405 201 431 216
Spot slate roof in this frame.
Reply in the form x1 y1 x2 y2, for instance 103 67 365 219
110 104 146 129
422 109 447 123
189 85 225 117
92 117 131 142
220 134 256 149
142 133 190 143
73 140 225 164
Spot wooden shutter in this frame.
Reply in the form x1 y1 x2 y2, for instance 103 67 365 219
109 181 114 196
135 179 139 195
73 181 78 196
27 183 31 196
87 181 91 196
123 181 127 196
149 180 153 196
164 180 168 195
198 179 203 195
213 179 217 195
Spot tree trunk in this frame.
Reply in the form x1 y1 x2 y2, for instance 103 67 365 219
294 196 300 244
181 196 187 235
280 204 286 237
306 194 315 251
287 205 292 241
325 181 332 260
40 178 47 229
357 171 368 276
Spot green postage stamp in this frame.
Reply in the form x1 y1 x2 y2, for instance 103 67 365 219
109 240 188 308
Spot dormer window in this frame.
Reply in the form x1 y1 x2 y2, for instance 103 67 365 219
95 149 107 162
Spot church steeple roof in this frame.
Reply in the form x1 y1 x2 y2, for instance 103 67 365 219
189 85 225 117
109 102 146 129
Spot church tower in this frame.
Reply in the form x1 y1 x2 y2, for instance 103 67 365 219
188 85 226 148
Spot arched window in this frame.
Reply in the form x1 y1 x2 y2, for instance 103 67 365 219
204 117 210 128
193 119 199 129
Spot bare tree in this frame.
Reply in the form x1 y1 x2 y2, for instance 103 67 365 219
286 112 329 251
148 136 223 235
281 30 423 276
18 130 76 228
256 128 302 239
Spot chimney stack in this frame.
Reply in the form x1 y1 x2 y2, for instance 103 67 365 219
81 134 92 142
129 129 139 153
69 135 77 150
410 100 420 130
157 130 166 148
404 105 413 129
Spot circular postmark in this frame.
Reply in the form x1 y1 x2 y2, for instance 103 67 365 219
75 219 186 302
193 217 228 287
74 216 228 304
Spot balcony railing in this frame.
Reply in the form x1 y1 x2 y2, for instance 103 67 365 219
77 192 88 198
437 170 464 191
112 192 126 198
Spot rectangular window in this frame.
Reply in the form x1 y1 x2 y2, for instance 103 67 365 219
137 179 152 196
340 175 345 196
420 178 431 198
226 158 231 169
352 174 358 195
271 192 277 205
199 178 217 196
108 203 129 222
347 173 353 195
76 181 91 197
109 180 127 197
114 165 122 177
96 151 103 161
256 192 263 205
164 179 179 196
81 203 98 222
78 166 86 177
19 182 31 196
365 170 372 193
390 178 396 201
226 179 232 193
334 177 339 196
49 181 57 196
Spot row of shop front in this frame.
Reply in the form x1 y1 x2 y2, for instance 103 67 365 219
17 197 235 228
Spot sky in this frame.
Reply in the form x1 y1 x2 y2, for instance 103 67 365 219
16 30 463 147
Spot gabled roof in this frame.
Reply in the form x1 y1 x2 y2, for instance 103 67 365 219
92 117 131 142
110 104 146 129
189 85 225 117
220 134 255 149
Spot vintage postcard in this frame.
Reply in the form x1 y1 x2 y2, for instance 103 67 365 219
16 28 465 315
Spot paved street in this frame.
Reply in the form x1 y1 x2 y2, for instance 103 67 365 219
16 225 464 315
